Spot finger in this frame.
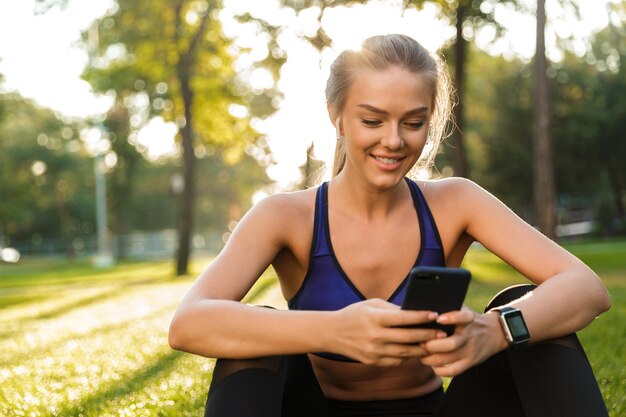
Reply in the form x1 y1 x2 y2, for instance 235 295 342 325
437 309 475 326
382 327 445 344
431 359 469 377
420 351 462 368
422 333 467 353
378 309 439 328
420 353 446 368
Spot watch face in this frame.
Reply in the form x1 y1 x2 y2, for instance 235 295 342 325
504 311 530 342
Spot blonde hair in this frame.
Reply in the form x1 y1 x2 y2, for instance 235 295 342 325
326 34 455 178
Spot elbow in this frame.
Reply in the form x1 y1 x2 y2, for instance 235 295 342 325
168 315 186 352
590 275 612 317
599 288 612 315
167 305 221 357
167 299 231 357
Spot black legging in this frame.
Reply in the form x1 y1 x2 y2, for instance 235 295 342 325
204 285 608 417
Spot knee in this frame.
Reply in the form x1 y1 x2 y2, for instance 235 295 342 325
483 284 536 313
214 355 284 375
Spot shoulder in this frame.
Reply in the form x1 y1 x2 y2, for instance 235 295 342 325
413 177 506 232
237 186 319 244
415 177 489 207
250 187 318 219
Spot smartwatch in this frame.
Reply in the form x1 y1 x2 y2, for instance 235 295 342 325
491 306 531 348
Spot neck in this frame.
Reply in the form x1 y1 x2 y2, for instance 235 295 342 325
329 172 408 221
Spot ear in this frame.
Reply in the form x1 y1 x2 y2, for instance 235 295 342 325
335 117 343 137
327 106 344 134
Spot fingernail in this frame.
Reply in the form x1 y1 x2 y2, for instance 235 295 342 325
437 331 447 339
437 315 449 323
428 312 438 320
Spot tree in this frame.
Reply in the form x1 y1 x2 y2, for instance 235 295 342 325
403 0 526 179
533 0 556 239
465 47 534 215
101 103 142 258
591 17 626 230
467 22 626 236
0 94 94 253
83 0 280 274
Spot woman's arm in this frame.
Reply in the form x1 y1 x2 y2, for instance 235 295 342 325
168 194 328 358
420 178 611 376
168 193 441 363
461 178 611 338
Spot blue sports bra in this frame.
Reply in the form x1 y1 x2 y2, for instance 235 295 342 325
288 178 446 361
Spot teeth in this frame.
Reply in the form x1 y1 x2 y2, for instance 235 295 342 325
374 156 400 164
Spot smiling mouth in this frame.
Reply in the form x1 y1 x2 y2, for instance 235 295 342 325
373 155 402 165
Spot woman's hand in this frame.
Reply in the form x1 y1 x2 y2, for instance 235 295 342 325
419 307 510 377
328 298 446 367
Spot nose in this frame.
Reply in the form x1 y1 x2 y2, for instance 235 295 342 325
381 124 404 150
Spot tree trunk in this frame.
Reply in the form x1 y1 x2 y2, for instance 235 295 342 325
533 0 556 239
176 68 196 276
174 6 211 276
448 4 470 178
107 103 133 259
607 158 625 222
114 163 134 259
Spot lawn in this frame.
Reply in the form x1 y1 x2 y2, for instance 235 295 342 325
0 239 624 416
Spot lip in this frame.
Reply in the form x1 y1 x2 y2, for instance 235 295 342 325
370 154 404 171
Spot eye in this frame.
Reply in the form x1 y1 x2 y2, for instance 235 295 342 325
404 120 426 129
361 119 382 127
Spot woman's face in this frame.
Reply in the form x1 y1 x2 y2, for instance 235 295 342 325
339 66 432 190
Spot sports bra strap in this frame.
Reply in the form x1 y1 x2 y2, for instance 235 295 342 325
311 183 330 257
405 178 444 251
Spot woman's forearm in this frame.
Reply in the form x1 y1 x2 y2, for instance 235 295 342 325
169 300 334 359
508 270 611 343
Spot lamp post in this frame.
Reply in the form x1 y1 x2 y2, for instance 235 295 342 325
93 131 114 268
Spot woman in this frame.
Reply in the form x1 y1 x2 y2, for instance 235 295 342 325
168 34 611 416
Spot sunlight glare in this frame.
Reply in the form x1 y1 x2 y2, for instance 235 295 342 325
0 247 21 263
31 160 47 176
136 117 179 161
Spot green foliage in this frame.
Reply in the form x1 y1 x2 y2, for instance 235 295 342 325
464 48 534 214
0 242 624 415
550 23 626 232
83 0 279 149
0 95 94 248
0 93 267 255
465 21 626 229
81 0 277 271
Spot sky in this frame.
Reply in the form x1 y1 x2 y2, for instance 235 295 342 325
0 0 617 190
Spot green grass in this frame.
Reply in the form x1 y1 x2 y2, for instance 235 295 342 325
0 240 624 416
0 257 277 417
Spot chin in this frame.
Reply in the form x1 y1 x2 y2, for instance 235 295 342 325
367 172 407 190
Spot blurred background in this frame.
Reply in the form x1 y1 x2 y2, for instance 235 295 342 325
0 0 624 272
0 0 625 415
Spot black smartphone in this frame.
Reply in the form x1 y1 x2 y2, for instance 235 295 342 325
400 266 471 336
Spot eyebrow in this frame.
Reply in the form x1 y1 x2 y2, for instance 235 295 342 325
357 104 430 116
